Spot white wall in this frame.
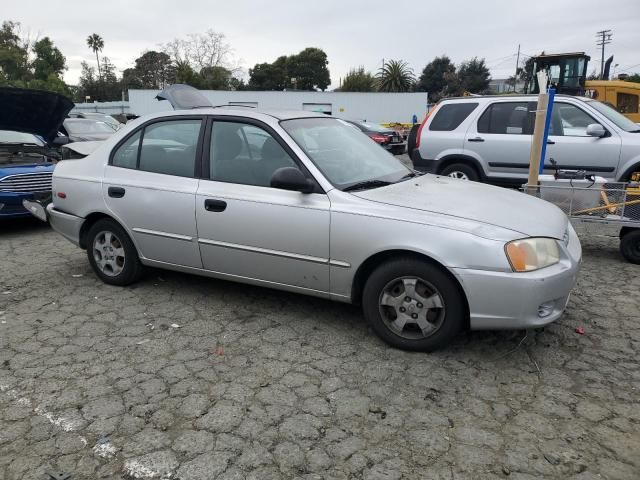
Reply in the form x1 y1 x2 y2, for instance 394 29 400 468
128 89 429 123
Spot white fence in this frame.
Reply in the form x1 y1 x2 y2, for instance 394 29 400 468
70 101 130 115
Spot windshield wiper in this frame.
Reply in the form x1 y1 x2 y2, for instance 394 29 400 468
343 179 393 192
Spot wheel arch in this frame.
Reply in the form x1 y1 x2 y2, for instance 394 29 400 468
618 160 640 182
79 212 124 250
350 249 471 329
436 154 485 179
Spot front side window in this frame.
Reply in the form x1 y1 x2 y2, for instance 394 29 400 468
138 120 201 177
281 117 409 189
429 103 478 131
550 103 596 137
210 121 298 187
587 100 640 132
477 102 532 135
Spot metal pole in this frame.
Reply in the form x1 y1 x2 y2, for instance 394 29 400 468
513 44 520 92
596 30 612 80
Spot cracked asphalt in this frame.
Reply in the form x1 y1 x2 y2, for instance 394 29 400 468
0 217 638 480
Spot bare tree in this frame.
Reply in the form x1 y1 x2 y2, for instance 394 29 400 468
163 30 237 72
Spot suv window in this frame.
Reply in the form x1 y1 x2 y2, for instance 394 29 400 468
477 102 533 134
429 103 478 131
550 103 596 137
111 119 202 177
210 121 297 187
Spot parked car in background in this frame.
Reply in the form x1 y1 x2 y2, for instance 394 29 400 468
69 112 123 131
0 87 73 218
344 119 405 155
62 118 118 142
40 84 581 351
410 94 640 183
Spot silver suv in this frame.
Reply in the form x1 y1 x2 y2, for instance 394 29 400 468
411 95 640 184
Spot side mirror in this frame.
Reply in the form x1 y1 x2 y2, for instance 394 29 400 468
52 136 70 146
586 123 606 138
270 167 314 193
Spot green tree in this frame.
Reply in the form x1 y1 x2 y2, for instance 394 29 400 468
0 21 29 81
132 50 174 89
32 37 66 81
287 47 330 91
376 59 415 92
457 57 491 94
416 55 455 101
174 60 202 87
200 65 232 90
86 33 104 81
339 67 375 92
626 73 640 83
248 58 288 90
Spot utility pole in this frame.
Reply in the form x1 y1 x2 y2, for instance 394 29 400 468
596 29 612 79
513 44 521 92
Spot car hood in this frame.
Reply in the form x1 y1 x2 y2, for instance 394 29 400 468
62 141 103 156
68 133 113 142
0 87 74 143
352 174 568 239
156 84 212 110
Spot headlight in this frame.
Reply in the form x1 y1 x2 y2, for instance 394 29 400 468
505 237 560 272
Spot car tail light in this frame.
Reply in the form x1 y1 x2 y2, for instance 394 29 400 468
415 105 438 149
370 134 387 144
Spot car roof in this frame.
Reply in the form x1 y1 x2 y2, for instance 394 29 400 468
149 107 330 122
439 94 592 103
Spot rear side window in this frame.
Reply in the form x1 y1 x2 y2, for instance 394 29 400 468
429 103 478 131
477 102 533 135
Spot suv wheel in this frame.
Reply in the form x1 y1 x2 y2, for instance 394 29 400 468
440 163 479 181
620 229 640 264
362 257 465 351
86 219 143 285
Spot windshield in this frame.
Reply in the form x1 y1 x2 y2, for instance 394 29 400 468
281 117 410 189
587 100 640 132
0 130 44 145
65 120 115 135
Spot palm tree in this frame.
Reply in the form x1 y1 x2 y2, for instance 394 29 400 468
377 59 415 92
86 34 104 81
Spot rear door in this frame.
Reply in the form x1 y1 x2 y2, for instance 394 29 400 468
544 101 622 178
103 117 204 268
463 100 535 180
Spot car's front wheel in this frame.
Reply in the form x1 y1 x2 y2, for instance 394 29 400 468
620 229 640 264
86 218 143 285
362 258 465 351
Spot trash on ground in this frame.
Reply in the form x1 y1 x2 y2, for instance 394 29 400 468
170 323 181 328
136 339 150 345
575 327 585 335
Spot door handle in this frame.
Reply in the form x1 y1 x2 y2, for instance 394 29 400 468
547 139 555 145
204 199 227 212
108 186 125 198
468 137 485 142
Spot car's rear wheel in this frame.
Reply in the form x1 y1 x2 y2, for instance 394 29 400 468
440 163 479 181
86 219 143 285
620 229 640 264
406 124 419 157
362 258 465 351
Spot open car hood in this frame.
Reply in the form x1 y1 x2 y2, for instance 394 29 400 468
155 84 212 110
0 87 74 143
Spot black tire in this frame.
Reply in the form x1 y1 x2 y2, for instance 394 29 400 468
440 163 479 181
362 257 465 351
86 218 143 285
620 229 640 264
406 124 420 157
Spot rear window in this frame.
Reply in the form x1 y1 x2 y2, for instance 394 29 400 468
429 103 478 131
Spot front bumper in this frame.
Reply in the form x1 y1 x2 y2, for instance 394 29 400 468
0 191 37 217
47 203 83 246
454 226 582 330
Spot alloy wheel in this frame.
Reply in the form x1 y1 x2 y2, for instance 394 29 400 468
92 230 126 277
378 276 446 340
448 171 469 180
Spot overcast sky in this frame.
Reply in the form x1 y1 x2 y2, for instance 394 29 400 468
4 0 640 89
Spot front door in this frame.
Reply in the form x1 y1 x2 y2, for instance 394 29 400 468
103 117 204 268
195 119 331 294
543 101 622 179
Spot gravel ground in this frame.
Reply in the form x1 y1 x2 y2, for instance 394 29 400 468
0 218 638 480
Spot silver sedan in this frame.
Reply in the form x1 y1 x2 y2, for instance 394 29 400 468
44 105 581 351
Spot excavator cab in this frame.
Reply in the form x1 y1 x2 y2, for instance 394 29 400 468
524 52 591 96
